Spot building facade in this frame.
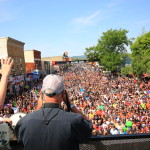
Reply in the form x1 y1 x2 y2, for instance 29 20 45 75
0 37 26 94
24 50 42 73
0 37 26 76
42 56 72 62
41 61 50 74
41 56 72 74
41 56 64 74
42 56 64 62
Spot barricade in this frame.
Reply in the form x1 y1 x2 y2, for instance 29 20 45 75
9 134 150 150
80 134 150 150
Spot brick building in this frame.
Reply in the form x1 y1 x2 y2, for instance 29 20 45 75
24 50 42 73
0 37 26 76
0 37 26 94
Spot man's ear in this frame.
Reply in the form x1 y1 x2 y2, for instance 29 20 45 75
35 93 43 110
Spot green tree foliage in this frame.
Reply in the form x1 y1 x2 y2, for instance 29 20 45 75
85 29 130 72
121 65 133 76
131 31 150 77
84 46 99 61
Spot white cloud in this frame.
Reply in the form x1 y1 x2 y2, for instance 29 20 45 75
107 0 123 8
73 11 101 26
71 10 107 33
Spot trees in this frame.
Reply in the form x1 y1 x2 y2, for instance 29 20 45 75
121 65 133 76
131 31 150 77
85 29 130 72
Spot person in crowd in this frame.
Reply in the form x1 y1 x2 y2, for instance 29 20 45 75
15 74 92 150
109 124 119 135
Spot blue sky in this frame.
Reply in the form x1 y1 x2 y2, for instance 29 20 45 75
0 0 150 57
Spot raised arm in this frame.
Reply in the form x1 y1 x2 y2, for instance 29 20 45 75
62 90 89 120
0 57 14 110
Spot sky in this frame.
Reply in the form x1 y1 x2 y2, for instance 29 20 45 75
0 0 150 57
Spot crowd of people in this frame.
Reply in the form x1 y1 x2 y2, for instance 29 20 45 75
1 59 150 137
60 64 150 136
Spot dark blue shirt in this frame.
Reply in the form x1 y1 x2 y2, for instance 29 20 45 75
15 108 92 150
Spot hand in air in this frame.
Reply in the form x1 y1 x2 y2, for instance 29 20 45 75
1 57 14 77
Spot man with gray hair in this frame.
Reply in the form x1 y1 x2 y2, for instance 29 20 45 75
15 74 92 150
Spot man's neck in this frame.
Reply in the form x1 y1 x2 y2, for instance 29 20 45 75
42 103 60 108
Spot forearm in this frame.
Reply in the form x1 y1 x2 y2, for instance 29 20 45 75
70 104 89 120
62 90 89 120
0 75 9 110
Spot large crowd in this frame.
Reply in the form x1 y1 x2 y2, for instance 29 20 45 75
1 63 150 136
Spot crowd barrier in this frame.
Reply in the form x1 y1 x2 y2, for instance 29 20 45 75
8 133 150 150
80 134 150 150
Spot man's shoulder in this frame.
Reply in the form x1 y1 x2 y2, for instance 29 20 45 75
19 110 41 121
58 109 83 122
63 109 82 116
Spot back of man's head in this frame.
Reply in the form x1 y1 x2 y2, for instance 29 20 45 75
42 74 64 97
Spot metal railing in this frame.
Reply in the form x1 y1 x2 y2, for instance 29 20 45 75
9 133 150 150
80 134 150 150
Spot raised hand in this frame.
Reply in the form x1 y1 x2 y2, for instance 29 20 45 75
1 57 14 77
0 57 14 110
